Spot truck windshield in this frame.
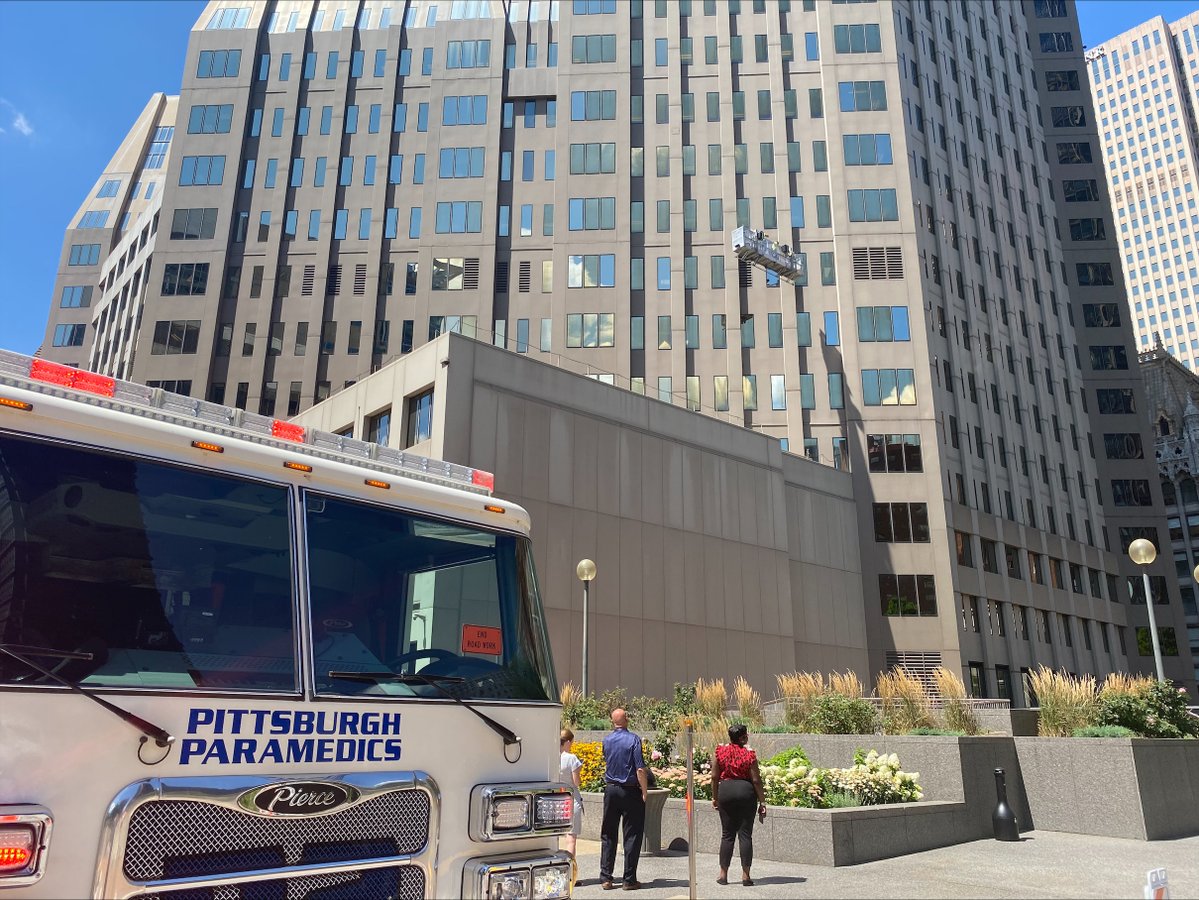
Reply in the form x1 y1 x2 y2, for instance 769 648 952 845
0 434 556 702
306 492 556 702
0 433 296 692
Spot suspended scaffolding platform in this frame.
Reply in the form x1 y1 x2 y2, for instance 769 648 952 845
731 226 805 283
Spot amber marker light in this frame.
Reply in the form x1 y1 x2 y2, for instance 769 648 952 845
364 478 390 490
283 461 314 473
191 440 225 453
0 397 33 411
484 504 506 514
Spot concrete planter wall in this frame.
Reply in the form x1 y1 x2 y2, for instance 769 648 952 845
1015 737 1199 840
579 791 966 866
574 730 1199 863
576 734 1027 865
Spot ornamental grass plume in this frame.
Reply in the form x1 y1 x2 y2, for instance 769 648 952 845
877 668 934 734
776 671 823 730
1029 667 1098 736
559 681 585 727
733 675 765 726
829 671 864 699
703 715 731 751
560 681 579 707
696 677 728 718
932 667 981 735
1100 672 1154 699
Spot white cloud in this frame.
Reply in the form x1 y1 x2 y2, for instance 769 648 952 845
0 99 33 138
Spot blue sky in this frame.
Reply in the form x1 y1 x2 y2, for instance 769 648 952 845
1 0 1196 358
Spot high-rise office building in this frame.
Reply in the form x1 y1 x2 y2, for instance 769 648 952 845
1085 12 1199 368
43 94 177 381
40 0 1195 696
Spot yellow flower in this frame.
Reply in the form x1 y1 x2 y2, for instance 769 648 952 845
572 742 607 792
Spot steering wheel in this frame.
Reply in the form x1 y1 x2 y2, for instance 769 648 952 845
386 647 457 673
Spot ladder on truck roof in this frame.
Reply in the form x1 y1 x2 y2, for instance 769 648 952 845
0 349 495 496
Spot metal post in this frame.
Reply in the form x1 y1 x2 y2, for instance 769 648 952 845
685 720 696 900
1142 571 1166 682
581 579 590 696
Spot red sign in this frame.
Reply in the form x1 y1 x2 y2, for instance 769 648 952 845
462 624 503 656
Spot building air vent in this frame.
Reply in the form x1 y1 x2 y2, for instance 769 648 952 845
518 261 531 293
463 258 479 290
353 264 367 295
495 260 509 294
326 265 342 296
883 651 943 693
301 265 315 296
852 247 904 280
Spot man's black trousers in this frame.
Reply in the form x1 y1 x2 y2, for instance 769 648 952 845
599 782 645 885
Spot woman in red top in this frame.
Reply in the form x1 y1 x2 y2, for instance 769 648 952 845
710 723 766 886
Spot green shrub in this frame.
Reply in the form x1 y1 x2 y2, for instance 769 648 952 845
1097 680 1199 738
1072 725 1135 738
672 681 699 716
906 727 965 736
598 687 629 715
562 691 604 728
726 716 794 733
806 693 877 735
751 723 804 733
630 694 682 756
766 745 811 768
822 791 860 808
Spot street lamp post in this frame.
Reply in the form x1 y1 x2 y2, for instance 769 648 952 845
1128 538 1165 682
576 559 597 696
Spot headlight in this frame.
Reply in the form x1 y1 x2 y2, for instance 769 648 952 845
465 852 573 900
533 863 572 899
471 783 573 841
487 869 531 900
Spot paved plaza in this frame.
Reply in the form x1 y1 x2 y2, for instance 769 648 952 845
571 832 1199 899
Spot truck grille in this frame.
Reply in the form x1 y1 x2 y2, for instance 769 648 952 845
138 864 424 900
123 791 430 881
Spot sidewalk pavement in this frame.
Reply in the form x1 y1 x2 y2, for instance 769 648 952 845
570 832 1199 899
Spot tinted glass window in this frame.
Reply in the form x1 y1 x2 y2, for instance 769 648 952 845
307 494 555 701
0 434 295 691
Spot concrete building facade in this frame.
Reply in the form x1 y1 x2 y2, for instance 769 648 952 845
294 332 869 696
40 0 1196 697
1086 12 1199 367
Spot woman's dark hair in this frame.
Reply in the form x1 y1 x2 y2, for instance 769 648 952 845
727 723 749 745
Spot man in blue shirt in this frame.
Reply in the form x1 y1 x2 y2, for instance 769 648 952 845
599 708 648 890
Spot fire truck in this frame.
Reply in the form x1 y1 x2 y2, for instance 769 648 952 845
0 350 573 899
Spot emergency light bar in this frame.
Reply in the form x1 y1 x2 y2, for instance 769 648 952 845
0 350 495 496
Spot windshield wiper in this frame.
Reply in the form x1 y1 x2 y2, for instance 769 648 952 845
1 644 175 748
328 670 520 748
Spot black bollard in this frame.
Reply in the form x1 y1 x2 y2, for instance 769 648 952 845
992 767 1020 841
